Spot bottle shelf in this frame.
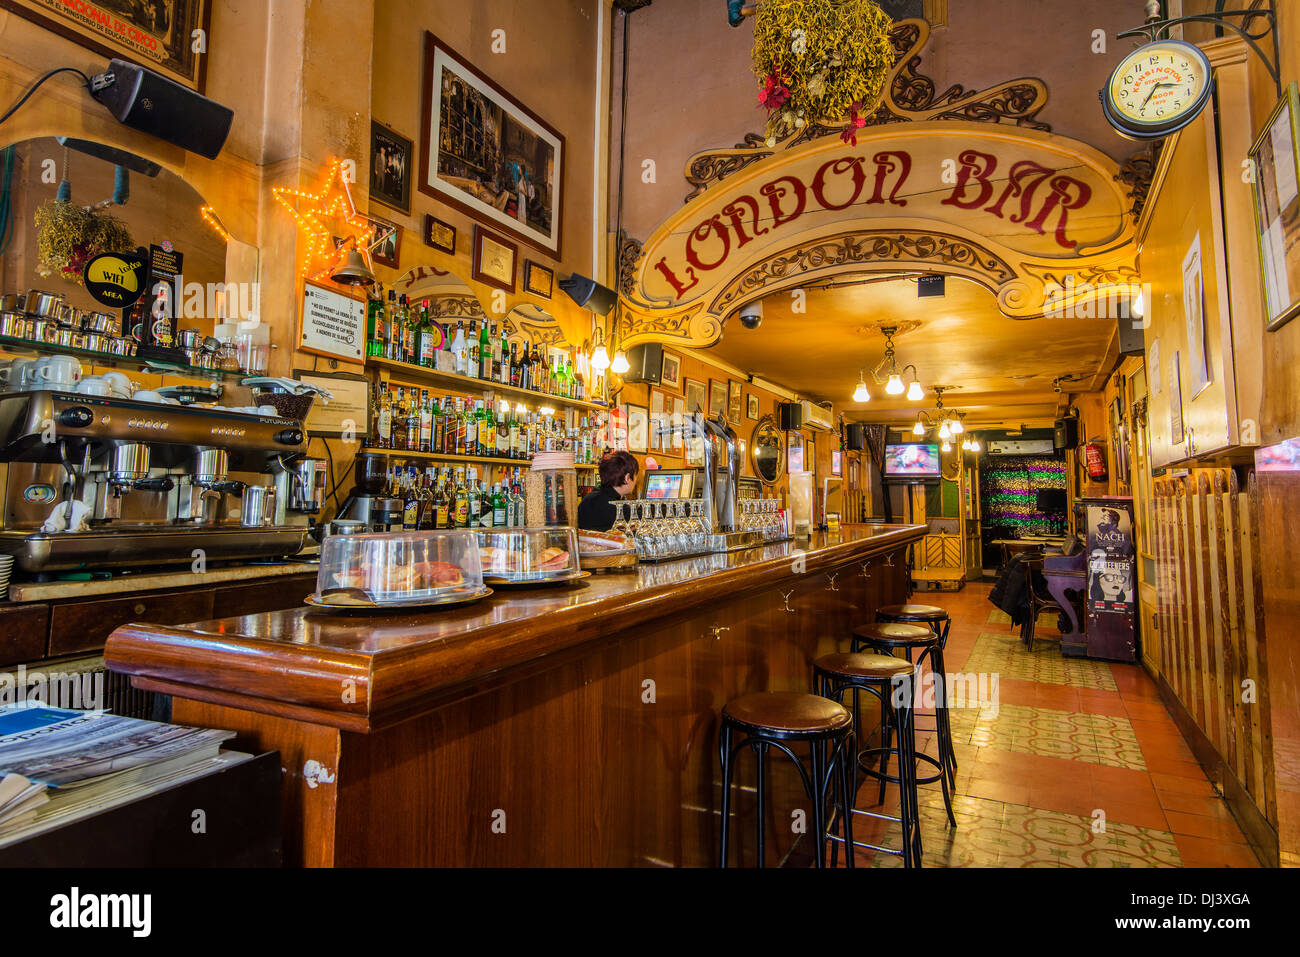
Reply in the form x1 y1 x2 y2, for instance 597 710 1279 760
367 356 609 414
0 333 246 382
360 447 597 469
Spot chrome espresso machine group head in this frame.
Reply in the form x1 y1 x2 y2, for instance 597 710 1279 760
0 389 323 572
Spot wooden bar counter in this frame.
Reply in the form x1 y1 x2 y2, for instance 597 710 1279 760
105 524 924 866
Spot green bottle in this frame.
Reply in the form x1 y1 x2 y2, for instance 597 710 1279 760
479 321 491 379
366 295 385 358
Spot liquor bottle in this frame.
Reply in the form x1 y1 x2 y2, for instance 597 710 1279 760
396 295 410 363
508 342 521 388
435 470 452 529
431 394 444 453
366 294 386 358
416 301 435 368
491 483 507 526
509 408 521 460
402 467 419 529
479 321 492 380
385 290 401 361
375 382 391 449
496 407 508 458
512 483 526 526
467 321 479 378
519 341 533 391
389 387 407 450
419 389 433 453
452 320 468 375
498 326 509 384
531 343 544 393
405 392 420 452
467 470 482 526
574 364 585 402
453 469 470 528
465 399 479 456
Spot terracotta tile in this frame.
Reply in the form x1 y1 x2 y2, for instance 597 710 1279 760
1150 772 1218 796
1155 790 1230 817
1143 754 1209 777
1173 833 1261 868
1097 799 1170 831
966 777 1032 806
1163 810 1249 843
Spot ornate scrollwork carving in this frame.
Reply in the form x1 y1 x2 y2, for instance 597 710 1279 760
617 232 644 297
683 18 1051 199
1115 147 1158 222
428 295 486 320
711 230 1017 316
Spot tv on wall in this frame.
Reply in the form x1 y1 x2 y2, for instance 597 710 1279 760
883 443 941 479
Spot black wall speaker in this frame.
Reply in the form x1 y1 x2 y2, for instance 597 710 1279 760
846 423 869 451
917 275 946 298
1053 416 1080 450
90 60 233 160
621 342 663 383
558 274 618 315
778 401 803 431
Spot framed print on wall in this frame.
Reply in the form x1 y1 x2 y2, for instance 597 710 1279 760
660 351 682 390
0 0 213 92
625 403 649 454
1249 81 1300 331
471 225 517 292
370 121 412 214
747 394 760 420
523 261 554 299
424 215 456 254
370 218 401 269
684 378 707 417
419 32 565 258
728 380 743 423
708 379 727 421
671 396 686 452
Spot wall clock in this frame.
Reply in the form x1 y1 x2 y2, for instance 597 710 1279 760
1101 39 1214 139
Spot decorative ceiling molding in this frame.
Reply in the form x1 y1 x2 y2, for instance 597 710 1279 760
1114 146 1159 223
684 18 1050 201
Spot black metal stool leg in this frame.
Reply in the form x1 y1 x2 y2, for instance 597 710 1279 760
754 740 767 868
837 732 855 868
718 724 733 868
809 738 827 868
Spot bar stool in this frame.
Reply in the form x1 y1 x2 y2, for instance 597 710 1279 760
814 652 923 867
718 692 855 868
872 603 958 787
852 620 957 829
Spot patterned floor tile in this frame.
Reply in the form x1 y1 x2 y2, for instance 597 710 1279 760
948 702 1147 770
960 633 1119 692
871 792 1182 868
987 608 1013 625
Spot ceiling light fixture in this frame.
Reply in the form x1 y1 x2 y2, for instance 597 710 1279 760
853 325 923 402
906 379 924 401
941 440 952 452
611 350 630 375
912 419 925 436
853 370 870 403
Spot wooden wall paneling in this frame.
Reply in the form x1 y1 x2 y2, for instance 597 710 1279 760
1172 479 1196 726
1207 470 1236 773
1241 473 1277 826
1220 471 1253 799
1193 474 1216 744
0 604 49 666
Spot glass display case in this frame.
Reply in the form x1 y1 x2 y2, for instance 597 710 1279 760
313 529 486 607
476 527 581 583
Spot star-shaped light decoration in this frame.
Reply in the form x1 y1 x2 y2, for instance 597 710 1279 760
272 158 390 282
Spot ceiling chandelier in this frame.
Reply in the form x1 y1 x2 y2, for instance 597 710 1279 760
910 386 979 453
853 325 924 404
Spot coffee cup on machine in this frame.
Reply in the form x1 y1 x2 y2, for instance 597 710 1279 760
100 371 134 398
74 376 111 396
33 355 82 389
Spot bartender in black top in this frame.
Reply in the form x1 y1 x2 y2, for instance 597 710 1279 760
578 450 639 532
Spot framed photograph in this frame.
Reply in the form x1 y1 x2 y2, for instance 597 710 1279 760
747 393 760 420
728 380 743 423
471 225 517 292
0 0 212 92
787 432 805 474
370 121 412 214
419 32 565 258
832 450 842 476
660 351 682 390
370 217 401 269
523 260 554 299
1169 350 1185 445
684 378 707 417
424 215 456 254
671 396 686 452
1249 82 1300 331
806 435 816 475
709 378 728 421
625 403 649 454
648 389 665 453
1181 233 1211 395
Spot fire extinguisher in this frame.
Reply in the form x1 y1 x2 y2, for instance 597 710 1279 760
1084 438 1108 481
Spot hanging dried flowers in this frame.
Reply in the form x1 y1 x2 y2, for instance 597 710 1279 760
34 200 134 286
751 0 894 145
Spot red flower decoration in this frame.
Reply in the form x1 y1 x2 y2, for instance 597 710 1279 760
758 72 790 111
839 101 867 146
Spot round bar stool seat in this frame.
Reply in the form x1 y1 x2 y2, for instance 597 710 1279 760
815 652 915 680
723 691 853 737
851 621 935 653
718 692 856 868
877 602 950 622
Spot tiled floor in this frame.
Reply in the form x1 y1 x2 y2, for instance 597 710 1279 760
842 584 1261 868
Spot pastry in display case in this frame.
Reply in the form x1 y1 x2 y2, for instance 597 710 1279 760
308 529 489 611
475 527 587 586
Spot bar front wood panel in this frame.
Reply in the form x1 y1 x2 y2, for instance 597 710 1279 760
49 590 216 658
1152 471 1276 836
110 528 923 866
0 604 49 666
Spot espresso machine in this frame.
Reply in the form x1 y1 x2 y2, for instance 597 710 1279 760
0 389 317 573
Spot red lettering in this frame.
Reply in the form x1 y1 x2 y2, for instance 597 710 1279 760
720 195 768 249
867 151 911 207
985 159 1055 221
654 257 699 299
1023 175 1093 250
941 150 998 210
811 157 867 212
685 216 731 272
759 176 807 229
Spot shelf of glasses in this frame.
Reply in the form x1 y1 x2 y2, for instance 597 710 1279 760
359 447 597 469
0 333 247 382
368 357 609 413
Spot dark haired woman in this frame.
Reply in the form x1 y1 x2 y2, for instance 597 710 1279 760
578 450 639 532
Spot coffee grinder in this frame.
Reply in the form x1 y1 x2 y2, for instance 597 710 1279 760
337 453 402 530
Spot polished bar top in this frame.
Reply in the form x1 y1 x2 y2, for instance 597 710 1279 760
105 524 923 731
8 560 318 602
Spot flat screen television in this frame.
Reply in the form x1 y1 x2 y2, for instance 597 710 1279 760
883 443 941 480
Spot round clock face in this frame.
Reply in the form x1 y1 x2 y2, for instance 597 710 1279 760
1103 40 1213 138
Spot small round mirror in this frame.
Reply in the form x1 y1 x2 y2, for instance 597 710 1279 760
750 414 784 485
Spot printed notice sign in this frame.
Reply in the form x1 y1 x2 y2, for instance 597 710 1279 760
300 283 364 362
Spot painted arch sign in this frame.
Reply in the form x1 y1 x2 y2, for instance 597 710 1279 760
622 122 1140 346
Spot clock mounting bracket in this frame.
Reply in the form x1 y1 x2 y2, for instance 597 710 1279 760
1117 2 1280 92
